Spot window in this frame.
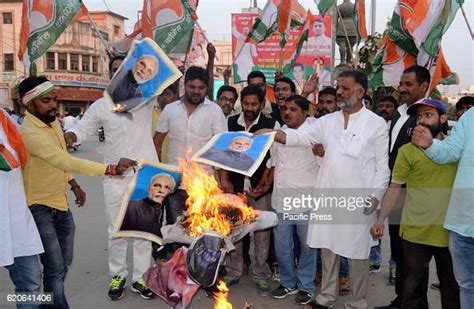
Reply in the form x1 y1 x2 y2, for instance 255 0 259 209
92 56 98 73
114 25 120 35
3 54 14 71
70 53 79 71
82 55 90 72
58 53 67 70
97 30 109 42
2 13 12 24
46 52 55 70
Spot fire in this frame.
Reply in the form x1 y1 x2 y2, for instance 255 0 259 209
214 280 232 309
179 160 256 238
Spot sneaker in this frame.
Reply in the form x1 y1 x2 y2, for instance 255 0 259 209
369 263 381 273
339 276 350 295
271 285 298 299
295 290 313 305
388 267 396 285
108 275 126 301
131 279 154 300
222 275 240 287
314 271 322 285
253 279 270 296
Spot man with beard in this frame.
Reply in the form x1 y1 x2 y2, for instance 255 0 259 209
371 99 460 309
64 56 160 301
316 87 337 118
378 95 398 124
19 76 136 308
272 77 296 125
256 70 390 308
222 85 280 295
120 173 176 236
377 65 431 309
107 55 159 112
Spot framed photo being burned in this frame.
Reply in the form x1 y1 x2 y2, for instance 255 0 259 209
192 131 275 177
113 161 182 244
105 37 182 113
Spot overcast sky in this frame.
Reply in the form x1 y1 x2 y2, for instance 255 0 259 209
83 0 474 88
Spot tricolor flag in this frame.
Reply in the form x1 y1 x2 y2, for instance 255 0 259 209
141 0 197 57
314 0 336 16
354 0 368 41
18 0 87 67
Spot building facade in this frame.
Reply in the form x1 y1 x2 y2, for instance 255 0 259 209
0 0 126 115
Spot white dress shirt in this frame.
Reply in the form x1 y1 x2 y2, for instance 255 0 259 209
390 104 409 152
156 98 227 165
285 107 390 259
270 117 320 213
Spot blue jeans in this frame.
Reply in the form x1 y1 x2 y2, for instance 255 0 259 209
30 205 75 309
370 241 382 265
5 255 42 309
274 213 317 293
316 250 348 277
449 231 474 309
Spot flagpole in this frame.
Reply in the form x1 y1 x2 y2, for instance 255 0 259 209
460 5 474 40
195 20 219 61
370 0 376 36
85 11 113 58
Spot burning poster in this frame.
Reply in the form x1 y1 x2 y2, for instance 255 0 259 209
112 161 182 244
104 38 182 113
192 131 276 177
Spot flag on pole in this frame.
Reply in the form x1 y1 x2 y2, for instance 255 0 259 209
141 0 196 57
314 0 336 16
354 0 368 41
18 0 87 67
246 0 289 44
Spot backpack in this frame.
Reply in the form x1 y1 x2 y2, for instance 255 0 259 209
186 231 233 287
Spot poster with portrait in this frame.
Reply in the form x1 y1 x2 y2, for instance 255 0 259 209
192 131 276 177
112 161 182 244
104 37 182 113
186 24 208 68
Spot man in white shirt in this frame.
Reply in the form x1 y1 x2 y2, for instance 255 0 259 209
263 95 319 305
154 66 229 188
62 113 78 131
64 55 158 301
1 108 44 299
256 70 390 308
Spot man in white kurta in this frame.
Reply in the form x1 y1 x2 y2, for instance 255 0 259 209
1 108 44 294
259 70 390 308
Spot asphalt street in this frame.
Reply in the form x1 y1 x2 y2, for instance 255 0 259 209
1 139 442 309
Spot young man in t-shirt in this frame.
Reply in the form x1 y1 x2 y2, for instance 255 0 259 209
371 98 460 308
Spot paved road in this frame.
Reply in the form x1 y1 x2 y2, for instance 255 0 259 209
1 139 442 308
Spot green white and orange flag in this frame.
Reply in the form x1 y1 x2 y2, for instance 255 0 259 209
354 0 368 41
314 0 336 16
18 0 87 67
141 0 197 56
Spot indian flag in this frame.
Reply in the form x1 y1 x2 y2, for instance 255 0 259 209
314 0 336 16
18 0 87 67
246 0 292 44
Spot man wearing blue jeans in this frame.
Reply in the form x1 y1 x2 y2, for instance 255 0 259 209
255 96 318 305
1 108 44 309
412 106 474 308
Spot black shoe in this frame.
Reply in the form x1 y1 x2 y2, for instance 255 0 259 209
108 275 126 301
305 301 330 309
295 290 313 305
270 285 298 299
131 279 154 300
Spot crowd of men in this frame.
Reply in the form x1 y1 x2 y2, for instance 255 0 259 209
2 44 474 309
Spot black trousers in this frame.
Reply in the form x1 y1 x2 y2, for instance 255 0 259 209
401 239 460 309
389 224 429 307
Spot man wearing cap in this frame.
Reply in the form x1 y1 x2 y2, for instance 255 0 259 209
371 99 460 309
18 76 135 308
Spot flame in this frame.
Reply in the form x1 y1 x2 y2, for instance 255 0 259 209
214 280 232 309
179 160 256 238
